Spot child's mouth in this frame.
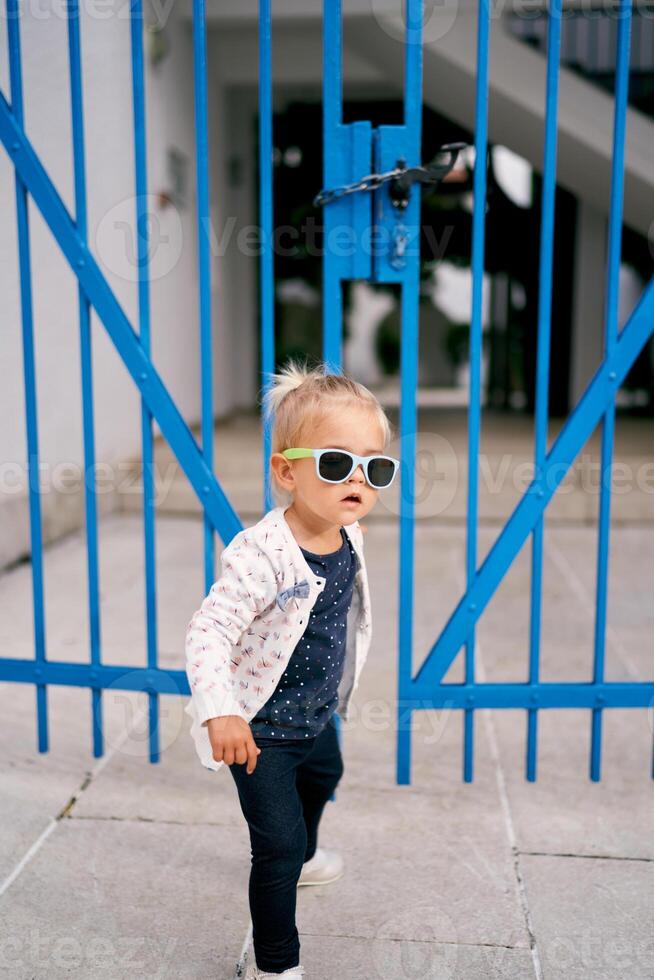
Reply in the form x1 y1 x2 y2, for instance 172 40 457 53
342 493 361 505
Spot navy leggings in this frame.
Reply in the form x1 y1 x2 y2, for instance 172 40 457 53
228 716 344 973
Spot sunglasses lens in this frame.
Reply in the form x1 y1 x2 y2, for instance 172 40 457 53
367 457 396 488
318 451 353 482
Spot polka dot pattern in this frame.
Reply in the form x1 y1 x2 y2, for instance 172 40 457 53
250 526 357 740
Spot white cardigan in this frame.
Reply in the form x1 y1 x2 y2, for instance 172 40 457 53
184 505 373 771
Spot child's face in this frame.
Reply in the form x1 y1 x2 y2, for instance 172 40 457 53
272 406 387 525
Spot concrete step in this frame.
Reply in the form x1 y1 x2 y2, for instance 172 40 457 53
120 405 654 526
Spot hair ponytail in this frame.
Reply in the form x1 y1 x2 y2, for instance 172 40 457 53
260 357 318 424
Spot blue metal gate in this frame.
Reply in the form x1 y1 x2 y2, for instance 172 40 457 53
1 0 653 783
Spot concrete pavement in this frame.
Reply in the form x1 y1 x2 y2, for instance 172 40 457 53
0 511 652 979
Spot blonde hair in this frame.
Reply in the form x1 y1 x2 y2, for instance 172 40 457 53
260 357 394 507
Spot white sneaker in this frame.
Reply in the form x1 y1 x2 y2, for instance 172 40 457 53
297 847 344 887
244 963 305 979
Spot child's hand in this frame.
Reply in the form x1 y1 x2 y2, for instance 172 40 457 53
206 716 261 773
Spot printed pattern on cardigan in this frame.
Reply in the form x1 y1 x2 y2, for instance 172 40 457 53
250 526 357 739
185 529 283 721
183 505 373 772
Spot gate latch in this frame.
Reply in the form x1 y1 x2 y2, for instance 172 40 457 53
387 142 467 209
313 141 466 209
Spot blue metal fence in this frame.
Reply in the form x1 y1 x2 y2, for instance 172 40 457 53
1 1 653 783
394 0 654 785
0 0 241 764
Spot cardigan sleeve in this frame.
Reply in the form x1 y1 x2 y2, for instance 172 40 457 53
184 531 280 725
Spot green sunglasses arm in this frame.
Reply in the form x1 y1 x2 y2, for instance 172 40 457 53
281 448 314 459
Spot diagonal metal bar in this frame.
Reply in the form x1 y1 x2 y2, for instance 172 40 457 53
0 89 242 547
412 275 654 691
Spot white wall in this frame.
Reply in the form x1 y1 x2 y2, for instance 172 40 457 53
0 4 206 566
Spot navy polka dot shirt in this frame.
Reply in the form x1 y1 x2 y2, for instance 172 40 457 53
250 526 357 740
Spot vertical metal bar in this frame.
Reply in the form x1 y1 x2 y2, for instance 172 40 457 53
322 0 343 372
397 273 418 785
462 0 490 783
6 2 49 753
321 2 345 798
259 0 276 512
403 0 422 139
67 0 104 757
590 0 632 782
130 0 159 763
527 0 562 783
396 0 423 785
192 0 216 581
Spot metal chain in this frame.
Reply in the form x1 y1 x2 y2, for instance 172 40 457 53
313 142 468 209
313 165 408 207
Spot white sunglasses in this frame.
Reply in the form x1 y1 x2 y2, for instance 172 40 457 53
282 447 399 489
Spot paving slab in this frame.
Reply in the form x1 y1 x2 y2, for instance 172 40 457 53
0 818 249 980
0 681 151 884
297 782 530 950
520 853 654 980
491 708 654 861
295 932 535 980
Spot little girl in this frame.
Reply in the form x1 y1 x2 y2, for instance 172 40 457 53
184 360 398 979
